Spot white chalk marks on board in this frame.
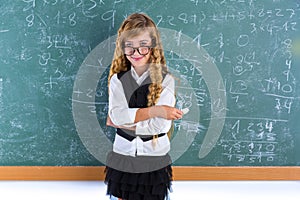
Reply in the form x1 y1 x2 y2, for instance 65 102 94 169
154 1 299 165
70 1 300 166
1 0 298 165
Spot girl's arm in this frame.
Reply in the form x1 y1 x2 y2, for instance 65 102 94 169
134 74 183 135
107 105 182 130
107 74 139 127
107 73 182 132
134 105 183 123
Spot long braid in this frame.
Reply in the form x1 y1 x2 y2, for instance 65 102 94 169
147 29 167 106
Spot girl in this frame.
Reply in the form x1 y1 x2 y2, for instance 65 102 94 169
105 13 183 200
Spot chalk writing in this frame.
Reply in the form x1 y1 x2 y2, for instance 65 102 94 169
0 0 299 166
217 118 286 164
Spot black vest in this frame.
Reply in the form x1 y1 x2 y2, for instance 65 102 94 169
117 69 152 109
116 67 166 140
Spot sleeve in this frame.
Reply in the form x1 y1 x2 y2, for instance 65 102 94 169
108 74 138 126
135 74 176 135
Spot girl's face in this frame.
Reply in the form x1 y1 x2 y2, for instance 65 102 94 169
124 31 152 71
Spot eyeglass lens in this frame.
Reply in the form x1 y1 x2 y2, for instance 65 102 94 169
124 46 150 56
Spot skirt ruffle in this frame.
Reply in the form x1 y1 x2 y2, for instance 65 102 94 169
106 151 172 173
104 165 173 200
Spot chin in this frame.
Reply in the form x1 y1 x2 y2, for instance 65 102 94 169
131 61 147 67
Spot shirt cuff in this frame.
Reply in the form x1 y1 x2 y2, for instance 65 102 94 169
125 108 139 125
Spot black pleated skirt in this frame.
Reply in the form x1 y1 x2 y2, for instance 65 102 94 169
104 163 173 200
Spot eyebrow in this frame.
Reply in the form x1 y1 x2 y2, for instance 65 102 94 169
139 39 150 43
125 39 150 44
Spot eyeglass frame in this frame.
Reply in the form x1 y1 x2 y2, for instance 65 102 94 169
123 46 153 56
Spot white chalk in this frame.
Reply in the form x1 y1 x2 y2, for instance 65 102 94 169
181 108 189 115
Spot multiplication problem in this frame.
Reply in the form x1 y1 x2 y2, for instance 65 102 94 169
218 118 279 164
230 119 275 140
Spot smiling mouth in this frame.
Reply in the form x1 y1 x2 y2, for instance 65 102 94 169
131 56 144 61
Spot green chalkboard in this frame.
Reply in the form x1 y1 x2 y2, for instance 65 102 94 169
1 0 300 166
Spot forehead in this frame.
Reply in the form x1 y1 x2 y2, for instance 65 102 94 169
124 31 151 43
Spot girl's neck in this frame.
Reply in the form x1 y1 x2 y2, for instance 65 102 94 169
133 65 148 77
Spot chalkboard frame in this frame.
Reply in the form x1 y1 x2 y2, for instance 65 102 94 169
0 167 300 180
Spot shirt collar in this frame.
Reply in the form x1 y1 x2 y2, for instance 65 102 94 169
130 67 150 85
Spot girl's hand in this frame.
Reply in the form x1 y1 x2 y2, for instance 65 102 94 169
134 105 184 123
155 105 183 120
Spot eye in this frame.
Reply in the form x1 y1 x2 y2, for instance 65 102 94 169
124 42 133 47
140 42 148 47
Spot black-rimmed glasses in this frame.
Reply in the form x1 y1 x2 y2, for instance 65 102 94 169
123 46 152 56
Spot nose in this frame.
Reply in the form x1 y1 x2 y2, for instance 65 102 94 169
132 49 140 56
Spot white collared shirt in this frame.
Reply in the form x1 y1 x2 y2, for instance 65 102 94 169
108 67 175 157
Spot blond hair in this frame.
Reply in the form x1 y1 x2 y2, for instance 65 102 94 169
108 13 168 107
